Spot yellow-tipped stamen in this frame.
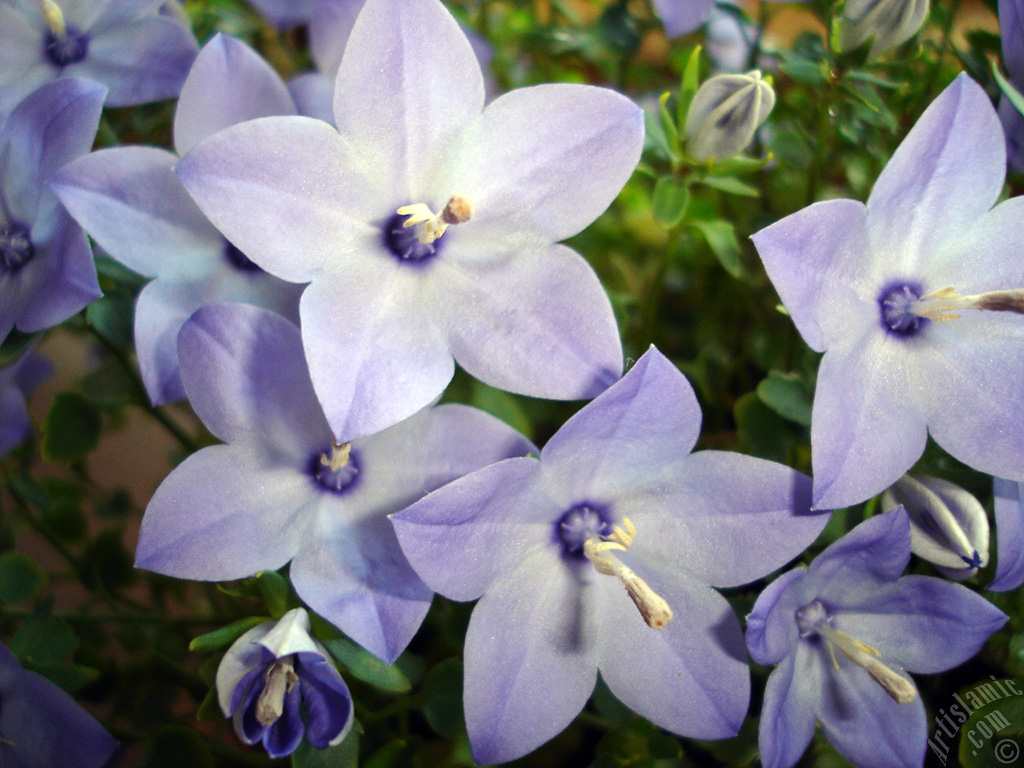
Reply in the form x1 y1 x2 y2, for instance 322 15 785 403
817 625 916 704
396 195 473 245
40 0 67 37
911 285 1024 322
583 517 673 630
255 660 298 726
320 440 351 472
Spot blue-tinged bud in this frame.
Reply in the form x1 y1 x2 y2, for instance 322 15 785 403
837 0 930 59
683 70 775 162
882 475 989 580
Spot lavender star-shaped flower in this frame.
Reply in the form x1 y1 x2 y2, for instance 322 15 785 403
391 347 828 764
0 0 198 118
51 33 304 405
176 0 640 442
0 641 119 768
752 73 1024 510
747 509 1007 768
0 349 52 457
1 77 105 343
216 608 353 759
135 303 533 663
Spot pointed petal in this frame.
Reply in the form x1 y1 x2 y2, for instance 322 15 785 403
216 622 272 713
263 685 304 758
135 445 312 579
76 16 197 106
463 547 598 764
652 0 713 36
539 347 697 500
991 478 1024 591
866 74 1004 277
746 567 809 666
834 576 1007 673
758 650 818 768
174 34 296 157
176 116 380 283
811 334 928 510
429 243 621 404
290 500 433 664
177 304 329 456
391 457 551 601
331 0 484 201
599 563 749 739
811 509 911 599
816 650 927 768
925 195 1024 291
448 83 643 242
50 146 222 281
309 0 362 77
299 271 453 441
134 279 190 405
622 451 822 588
751 198 873 353
296 653 353 748
259 608 320 657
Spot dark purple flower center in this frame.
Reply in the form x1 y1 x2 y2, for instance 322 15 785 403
556 504 612 557
795 599 829 636
383 211 443 264
309 448 361 495
1 225 34 274
878 281 928 337
224 240 263 273
43 27 89 68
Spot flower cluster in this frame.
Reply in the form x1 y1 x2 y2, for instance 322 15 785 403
2 0 1022 767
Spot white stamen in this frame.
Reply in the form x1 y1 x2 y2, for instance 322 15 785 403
255 660 298 726
817 625 916 704
320 440 351 472
40 0 66 37
583 517 673 630
396 195 473 245
911 285 1024 322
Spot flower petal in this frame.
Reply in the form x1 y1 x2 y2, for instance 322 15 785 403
746 567 809 666
176 116 380 283
448 83 643 242
463 547 598 764
598 563 749 739
216 622 273 714
135 445 313 579
299 271 453 441
391 457 551 601
296 653 353 748
758 649 818 768
331 0 484 201
429 243 621 404
51 146 222 281
810 333 928 510
623 451 822 588
991 477 1024 591
811 508 911 592
173 33 296 157
866 74 1005 278
834 575 1007 674
652 0 713 37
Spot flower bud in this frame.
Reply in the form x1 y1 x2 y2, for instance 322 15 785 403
683 70 775 162
837 0 930 59
882 474 989 580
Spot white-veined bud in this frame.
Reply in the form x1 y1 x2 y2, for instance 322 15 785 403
683 70 775 162
882 475 989 580
837 0 930 59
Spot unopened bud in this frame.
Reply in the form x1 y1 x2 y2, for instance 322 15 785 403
837 0 930 59
684 70 775 162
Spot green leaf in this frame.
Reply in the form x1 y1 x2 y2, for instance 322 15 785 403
293 727 360 768
658 91 680 157
0 551 47 604
958 681 1024 768
364 739 418 768
690 220 741 278
757 371 812 427
10 615 77 666
421 657 465 739
256 570 291 618
79 358 136 410
652 176 690 229
82 530 136 591
41 393 102 463
141 726 215 768
706 154 771 176
677 44 703 128
195 686 223 723
86 289 135 350
994 64 1024 119
470 380 533 440
189 616 270 653
0 330 40 366
734 392 793 463
323 635 411 694
37 478 88 542
699 176 760 198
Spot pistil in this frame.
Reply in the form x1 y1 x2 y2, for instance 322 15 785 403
40 0 66 37
910 286 1024 323
812 621 916 704
396 195 473 246
320 440 351 472
255 660 298 726
583 517 673 629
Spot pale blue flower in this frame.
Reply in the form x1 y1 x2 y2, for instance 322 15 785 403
0 348 52 457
